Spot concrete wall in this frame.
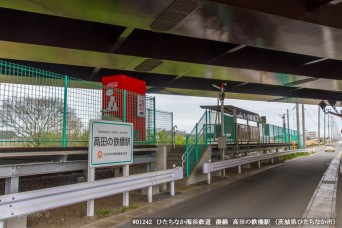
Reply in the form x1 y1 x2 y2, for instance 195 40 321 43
186 146 211 185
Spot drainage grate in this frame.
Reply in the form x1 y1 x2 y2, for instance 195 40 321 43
134 58 164 72
150 0 199 32
321 180 336 184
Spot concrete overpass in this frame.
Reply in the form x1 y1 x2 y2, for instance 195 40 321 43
0 0 342 105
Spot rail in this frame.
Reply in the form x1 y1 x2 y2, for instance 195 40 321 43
0 154 157 178
0 147 157 158
203 149 312 184
0 167 183 221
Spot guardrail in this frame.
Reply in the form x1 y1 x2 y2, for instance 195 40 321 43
203 149 312 184
0 167 183 222
0 147 157 158
0 149 158 203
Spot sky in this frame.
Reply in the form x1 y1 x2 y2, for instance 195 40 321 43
152 94 342 137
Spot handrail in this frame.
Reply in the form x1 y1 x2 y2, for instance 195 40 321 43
185 111 208 177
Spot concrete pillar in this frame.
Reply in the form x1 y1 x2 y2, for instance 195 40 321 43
238 165 242 175
156 146 167 191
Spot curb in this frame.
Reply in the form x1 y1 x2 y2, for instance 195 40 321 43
302 152 341 228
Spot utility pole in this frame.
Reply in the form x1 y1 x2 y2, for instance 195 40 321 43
287 109 290 148
296 103 300 149
324 111 326 145
328 113 330 143
213 83 226 176
302 104 306 149
332 117 334 142
318 106 320 145
280 114 286 149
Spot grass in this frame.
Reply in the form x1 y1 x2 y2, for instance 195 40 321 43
129 203 139 209
283 152 311 161
96 209 112 216
117 203 139 213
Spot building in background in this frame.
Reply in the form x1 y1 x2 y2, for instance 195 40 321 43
305 130 317 140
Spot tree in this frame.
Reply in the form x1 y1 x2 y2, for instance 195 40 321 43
0 97 82 146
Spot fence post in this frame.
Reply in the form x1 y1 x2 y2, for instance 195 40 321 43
123 90 127 122
171 112 174 146
147 109 151 143
186 135 189 177
208 110 211 144
62 75 68 148
205 110 208 145
195 123 199 162
153 97 156 145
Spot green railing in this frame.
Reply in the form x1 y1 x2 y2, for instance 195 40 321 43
185 111 207 177
185 110 299 177
0 60 172 148
185 110 236 177
259 123 299 146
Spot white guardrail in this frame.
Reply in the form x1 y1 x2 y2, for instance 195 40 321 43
0 167 183 221
203 149 312 184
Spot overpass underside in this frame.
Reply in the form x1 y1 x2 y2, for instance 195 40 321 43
0 0 341 105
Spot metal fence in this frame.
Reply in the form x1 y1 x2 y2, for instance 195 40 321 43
185 109 299 177
259 123 298 144
0 60 172 148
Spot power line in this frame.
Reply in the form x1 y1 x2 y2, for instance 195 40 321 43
305 109 318 126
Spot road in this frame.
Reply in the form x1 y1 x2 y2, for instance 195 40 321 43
120 146 340 227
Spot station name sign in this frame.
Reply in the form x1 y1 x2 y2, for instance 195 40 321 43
88 120 133 167
236 112 260 122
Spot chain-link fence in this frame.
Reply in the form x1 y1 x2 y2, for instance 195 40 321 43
0 60 172 148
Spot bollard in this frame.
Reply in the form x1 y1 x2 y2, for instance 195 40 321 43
207 160 211 185
170 164 176 196
148 186 153 203
170 181 175 196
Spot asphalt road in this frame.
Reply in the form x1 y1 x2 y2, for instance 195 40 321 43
121 146 340 227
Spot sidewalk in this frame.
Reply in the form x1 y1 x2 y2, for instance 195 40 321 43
302 152 341 228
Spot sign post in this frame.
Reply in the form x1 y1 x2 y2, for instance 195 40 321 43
87 120 133 216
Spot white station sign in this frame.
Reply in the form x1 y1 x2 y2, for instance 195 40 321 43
88 120 133 167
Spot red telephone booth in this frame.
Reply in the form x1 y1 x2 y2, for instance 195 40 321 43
102 75 146 142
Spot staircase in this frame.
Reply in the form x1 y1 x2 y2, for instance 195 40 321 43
167 145 186 169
